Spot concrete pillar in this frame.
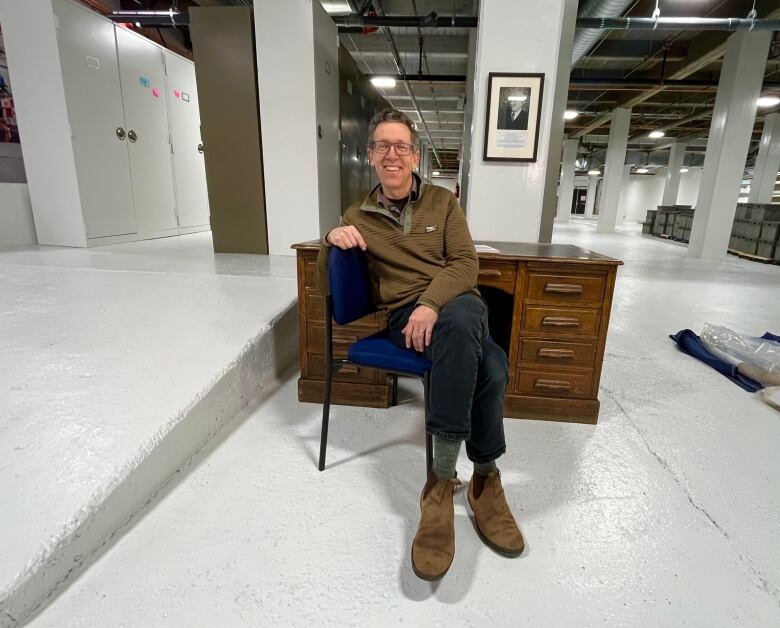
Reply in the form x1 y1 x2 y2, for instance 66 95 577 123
465 0 578 242
748 113 780 203
689 31 771 259
555 138 578 222
596 107 631 233
584 175 599 218
661 141 686 206
254 0 340 255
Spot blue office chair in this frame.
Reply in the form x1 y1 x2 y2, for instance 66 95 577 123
319 246 433 475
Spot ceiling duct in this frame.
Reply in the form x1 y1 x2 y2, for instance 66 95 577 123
571 0 634 66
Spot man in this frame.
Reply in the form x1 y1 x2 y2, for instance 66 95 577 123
500 94 529 131
318 109 524 581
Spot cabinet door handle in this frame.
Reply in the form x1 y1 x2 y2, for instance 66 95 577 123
339 365 360 375
541 316 580 328
127 129 138 143
115 127 126 141
544 283 583 295
478 269 502 277
534 378 571 391
538 348 575 359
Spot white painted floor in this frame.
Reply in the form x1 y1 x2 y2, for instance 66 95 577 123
0 234 298 626
10 222 780 627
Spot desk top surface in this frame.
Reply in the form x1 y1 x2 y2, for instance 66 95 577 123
292 240 623 266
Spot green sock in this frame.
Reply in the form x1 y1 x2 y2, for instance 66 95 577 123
432 437 462 480
473 460 498 476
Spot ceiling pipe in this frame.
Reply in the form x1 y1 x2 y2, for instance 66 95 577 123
576 17 780 31
331 13 477 28
571 0 635 65
370 0 442 169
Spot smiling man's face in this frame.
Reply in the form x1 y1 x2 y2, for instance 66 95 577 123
369 121 420 200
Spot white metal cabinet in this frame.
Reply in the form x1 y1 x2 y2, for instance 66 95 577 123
115 26 178 236
163 50 210 231
54 0 136 239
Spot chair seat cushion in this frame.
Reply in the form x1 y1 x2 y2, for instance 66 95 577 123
348 333 432 375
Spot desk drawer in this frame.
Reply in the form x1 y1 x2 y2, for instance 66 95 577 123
523 306 601 336
519 339 596 367
526 272 605 304
515 368 593 399
306 353 379 384
477 260 516 291
304 292 384 328
307 323 376 354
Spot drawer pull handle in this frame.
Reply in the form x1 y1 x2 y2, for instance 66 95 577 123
534 378 571 391
538 348 575 359
478 269 502 278
545 283 583 295
541 316 580 328
340 365 360 374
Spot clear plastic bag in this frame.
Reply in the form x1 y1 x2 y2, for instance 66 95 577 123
700 324 780 387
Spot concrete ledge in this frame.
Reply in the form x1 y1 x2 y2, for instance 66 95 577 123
0 236 299 627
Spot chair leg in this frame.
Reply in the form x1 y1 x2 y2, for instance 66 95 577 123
319 363 333 471
391 374 398 406
423 371 433 476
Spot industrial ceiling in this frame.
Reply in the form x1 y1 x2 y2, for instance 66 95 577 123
95 0 780 176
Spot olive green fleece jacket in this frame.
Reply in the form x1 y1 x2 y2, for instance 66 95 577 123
317 181 479 314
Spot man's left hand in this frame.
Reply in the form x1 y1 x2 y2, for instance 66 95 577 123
403 305 438 352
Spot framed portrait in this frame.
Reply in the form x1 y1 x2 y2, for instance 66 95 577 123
483 72 544 162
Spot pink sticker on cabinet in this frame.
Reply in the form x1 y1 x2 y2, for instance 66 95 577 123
152 87 160 98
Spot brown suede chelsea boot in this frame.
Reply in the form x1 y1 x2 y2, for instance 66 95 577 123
467 471 524 557
411 471 462 581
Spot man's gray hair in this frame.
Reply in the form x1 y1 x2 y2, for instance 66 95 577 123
368 108 419 147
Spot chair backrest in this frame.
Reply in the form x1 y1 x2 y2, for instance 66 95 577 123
328 246 377 325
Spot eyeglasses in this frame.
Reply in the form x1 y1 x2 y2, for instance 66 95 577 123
369 141 415 156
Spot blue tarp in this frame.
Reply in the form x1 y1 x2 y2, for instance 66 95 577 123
670 329 763 392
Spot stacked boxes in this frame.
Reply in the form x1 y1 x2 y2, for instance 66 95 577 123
645 201 780 264
642 209 656 235
730 203 780 258
756 221 780 259
650 205 694 241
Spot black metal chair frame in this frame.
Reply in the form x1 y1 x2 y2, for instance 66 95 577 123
318 295 433 475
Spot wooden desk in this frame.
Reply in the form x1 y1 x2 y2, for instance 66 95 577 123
292 241 622 424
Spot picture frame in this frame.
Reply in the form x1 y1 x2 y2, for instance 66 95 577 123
483 72 545 162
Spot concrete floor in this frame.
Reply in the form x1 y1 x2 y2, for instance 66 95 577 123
11 221 780 626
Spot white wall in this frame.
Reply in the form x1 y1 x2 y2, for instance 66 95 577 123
465 0 570 242
434 178 458 194
255 0 339 256
677 168 702 207
0 182 37 246
618 174 665 223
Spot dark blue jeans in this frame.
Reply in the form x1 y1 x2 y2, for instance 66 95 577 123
388 293 509 464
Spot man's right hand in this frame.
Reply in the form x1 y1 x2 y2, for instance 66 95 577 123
326 225 367 251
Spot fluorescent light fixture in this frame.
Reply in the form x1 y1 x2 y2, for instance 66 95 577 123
564 110 579 120
587 170 601 176
371 77 397 89
320 0 356 14
636 167 649 174
757 95 780 108
432 171 441 176
508 95 527 102
679 168 689 173
648 130 665 139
